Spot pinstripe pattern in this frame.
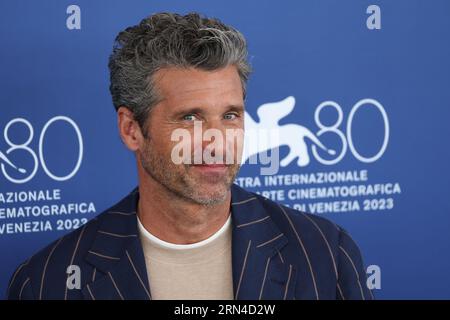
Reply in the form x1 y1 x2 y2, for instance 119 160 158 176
91 268 97 282
7 260 29 297
108 271 124 300
39 237 64 300
19 278 30 300
337 282 345 300
334 222 373 299
236 215 270 228
7 184 372 300
277 250 285 264
283 265 293 300
125 250 151 299
235 240 252 299
259 257 271 300
339 245 365 300
65 224 87 300
301 213 338 279
279 204 319 300
86 284 95 300
231 197 257 205
256 233 284 248
98 230 137 238
108 211 136 216
88 250 120 260
340 230 374 300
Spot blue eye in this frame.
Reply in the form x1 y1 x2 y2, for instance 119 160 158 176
224 113 237 120
183 114 197 121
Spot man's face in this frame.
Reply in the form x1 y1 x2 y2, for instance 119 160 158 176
138 66 245 206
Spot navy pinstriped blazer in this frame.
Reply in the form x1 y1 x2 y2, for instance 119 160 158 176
6 184 373 300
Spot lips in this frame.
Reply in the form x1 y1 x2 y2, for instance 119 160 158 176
191 163 228 172
194 164 227 167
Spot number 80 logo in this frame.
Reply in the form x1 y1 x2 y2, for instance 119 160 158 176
311 98 390 165
0 116 83 184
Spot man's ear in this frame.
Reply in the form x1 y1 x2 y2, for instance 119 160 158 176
117 106 144 151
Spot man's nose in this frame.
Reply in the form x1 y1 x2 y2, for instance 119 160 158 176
201 119 223 145
200 119 228 157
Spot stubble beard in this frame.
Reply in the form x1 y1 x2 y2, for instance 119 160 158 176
139 137 240 207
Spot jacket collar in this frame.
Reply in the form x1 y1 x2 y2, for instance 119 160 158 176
230 184 295 300
81 184 295 300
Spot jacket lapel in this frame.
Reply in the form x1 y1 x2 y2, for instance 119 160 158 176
231 184 297 300
81 184 297 300
81 188 151 300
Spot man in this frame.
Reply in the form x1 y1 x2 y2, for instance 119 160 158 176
7 12 373 300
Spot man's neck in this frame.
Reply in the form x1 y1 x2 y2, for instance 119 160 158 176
137 176 232 245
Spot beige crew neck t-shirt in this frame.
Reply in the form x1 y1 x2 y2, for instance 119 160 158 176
137 214 234 300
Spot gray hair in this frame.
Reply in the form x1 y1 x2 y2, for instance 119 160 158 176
108 12 251 130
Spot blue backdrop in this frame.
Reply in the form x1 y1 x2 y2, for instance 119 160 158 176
1 0 449 299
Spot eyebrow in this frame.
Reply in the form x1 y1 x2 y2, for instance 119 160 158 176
171 105 245 118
